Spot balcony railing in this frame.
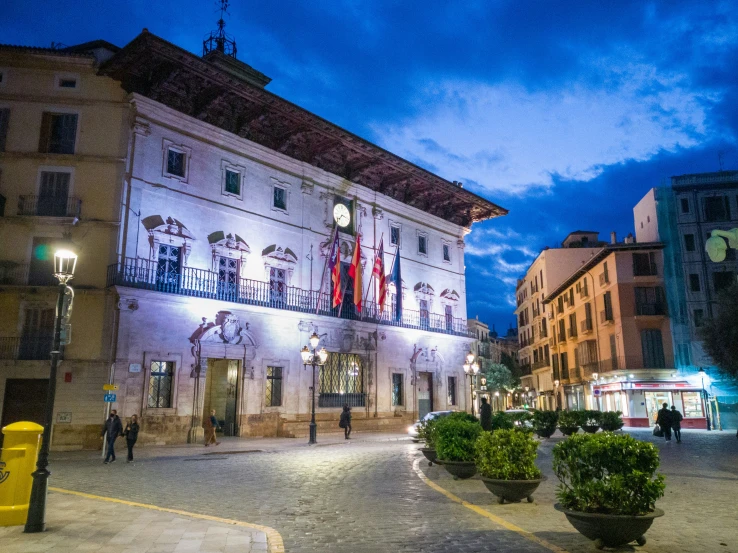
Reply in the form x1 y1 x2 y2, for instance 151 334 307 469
636 303 667 316
520 364 532 376
18 195 81 218
0 261 28 285
107 257 471 337
580 319 593 334
532 359 549 370
0 335 58 360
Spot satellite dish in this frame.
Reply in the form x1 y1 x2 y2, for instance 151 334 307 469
706 235 727 262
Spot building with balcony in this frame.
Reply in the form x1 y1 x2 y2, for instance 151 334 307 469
514 231 604 410
544 241 708 428
0 31 506 447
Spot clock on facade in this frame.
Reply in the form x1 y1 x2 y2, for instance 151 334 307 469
333 203 351 227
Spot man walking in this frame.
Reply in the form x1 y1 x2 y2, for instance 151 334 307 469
656 402 673 441
480 396 492 431
671 405 684 443
102 409 123 463
204 409 220 446
340 405 352 439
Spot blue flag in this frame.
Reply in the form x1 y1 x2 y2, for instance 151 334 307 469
390 248 402 321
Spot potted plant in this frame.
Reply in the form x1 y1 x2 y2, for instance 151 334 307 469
557 410 580 436
553 433 665 549
490 411 514 430
580 410 602 434
600 411 624 432
417 417 439 466
476 429 545 504
532 410 558 438
434 415 481 479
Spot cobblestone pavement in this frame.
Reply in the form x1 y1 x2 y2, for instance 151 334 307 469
45 429 738 553
0 489 268 553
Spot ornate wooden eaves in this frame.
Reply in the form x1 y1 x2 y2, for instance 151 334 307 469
101 30 508 227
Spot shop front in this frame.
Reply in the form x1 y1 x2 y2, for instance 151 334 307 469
565 384 585 411
594 380 707 429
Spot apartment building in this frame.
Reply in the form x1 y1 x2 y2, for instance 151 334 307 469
514 231 603 410
544 242 707 428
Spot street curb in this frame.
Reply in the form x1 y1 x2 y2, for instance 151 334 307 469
411 458 569 553
49 486 286 553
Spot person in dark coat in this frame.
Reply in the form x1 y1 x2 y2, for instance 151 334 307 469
670 405 684 443
101 409 123 463
123 414 140 462
340 405 352 439
479 397 492 431
656 403 672 441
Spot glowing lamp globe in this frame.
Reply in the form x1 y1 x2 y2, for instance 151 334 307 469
300 346 311 364
54 249 77 282
309 332 320 349
318 347 328 364
706 236 727 262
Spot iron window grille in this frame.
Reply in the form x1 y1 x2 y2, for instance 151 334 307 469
390 224 400 247
148 361 174 408
319 352 365 407
442 243 450 262
266 366 283 407
167 149 186 177
273 186 286 210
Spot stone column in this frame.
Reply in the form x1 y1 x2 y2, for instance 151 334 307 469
188 355 207 443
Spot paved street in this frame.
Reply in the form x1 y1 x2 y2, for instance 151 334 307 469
22 429 738 553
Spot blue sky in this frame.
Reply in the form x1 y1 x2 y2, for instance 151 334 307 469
4 1 738 332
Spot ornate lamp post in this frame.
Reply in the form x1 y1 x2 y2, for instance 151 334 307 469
463 351 480 416
300 332 328 444
554 379 561 410
25 248 77 533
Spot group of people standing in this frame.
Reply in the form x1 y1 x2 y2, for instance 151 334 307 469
656 403 684 443
101 410 139 463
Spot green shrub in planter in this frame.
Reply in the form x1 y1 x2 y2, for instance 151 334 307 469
417 417 439 449
490 411 514 431
580 410 602 426
600 411 624 432
557 410 581 435
553 433 665 516
447 411 480 424
476 429 542 480
435 416 482 462
532 410 559 438
509 411 534 430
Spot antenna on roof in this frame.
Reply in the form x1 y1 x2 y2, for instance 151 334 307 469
203 0 237 59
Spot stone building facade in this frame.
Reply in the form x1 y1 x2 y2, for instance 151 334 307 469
0 32 506 447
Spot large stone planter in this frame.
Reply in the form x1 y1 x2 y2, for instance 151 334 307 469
582 425 600 434
440 460 477 480
481 477 545 504
420 447 437 466
535 427 556 439
559 425 580 436
554 504 664 549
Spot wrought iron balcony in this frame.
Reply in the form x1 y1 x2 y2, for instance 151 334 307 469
0 335 58 360
635 302 667 316
107 257 472 337
17 195 82 218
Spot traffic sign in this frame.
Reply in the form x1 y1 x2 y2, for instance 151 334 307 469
103 384 119 391
103 393 117 402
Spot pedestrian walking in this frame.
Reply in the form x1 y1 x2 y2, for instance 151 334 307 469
479 396 492 431
670 405 684 443
101 409 123 464
123 414 140 462
204 409 220 446
339 405 352 439
656 402 673 441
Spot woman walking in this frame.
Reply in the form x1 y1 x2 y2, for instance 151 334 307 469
205 409 221 446
340 405 352 440
123 414 140 462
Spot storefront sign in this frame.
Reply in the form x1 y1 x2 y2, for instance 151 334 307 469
129 363 142 373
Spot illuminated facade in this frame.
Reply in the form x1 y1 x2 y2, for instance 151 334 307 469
0 33 506 447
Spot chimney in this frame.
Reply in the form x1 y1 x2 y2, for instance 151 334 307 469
625 233 635 244
610 231 617 244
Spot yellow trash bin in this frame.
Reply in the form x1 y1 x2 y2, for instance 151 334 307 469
0 421 44 527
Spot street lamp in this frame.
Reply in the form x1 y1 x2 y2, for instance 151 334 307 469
554 379 561 410
25 248 77 533
301 332 328 444
698 368 711 431
463 352 479 416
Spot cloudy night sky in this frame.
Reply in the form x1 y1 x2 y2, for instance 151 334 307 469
4 1 737 332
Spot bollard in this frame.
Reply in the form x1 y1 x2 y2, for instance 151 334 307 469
0 421 44 526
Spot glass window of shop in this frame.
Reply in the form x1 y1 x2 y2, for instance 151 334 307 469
645 391 671 424
681 392 703 418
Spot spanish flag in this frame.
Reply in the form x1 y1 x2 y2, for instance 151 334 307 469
348 235 362 312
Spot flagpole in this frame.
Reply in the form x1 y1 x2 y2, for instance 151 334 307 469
315 224 338 315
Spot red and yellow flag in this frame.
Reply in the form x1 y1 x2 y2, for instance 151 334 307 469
348 235 362 312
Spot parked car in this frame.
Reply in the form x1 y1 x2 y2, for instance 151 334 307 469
408 410 454 441
505 408 534 428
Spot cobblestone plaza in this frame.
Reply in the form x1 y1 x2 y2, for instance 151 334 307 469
3 429 733 553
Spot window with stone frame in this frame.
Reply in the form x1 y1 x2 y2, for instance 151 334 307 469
148 361 174 408
390 223 401 247
167 148 186 177
225 168 240 195
265 366 283 407
391 373 404 406
273 185 287 210
38 112 77 154
418 233 428 255
442 242 451 262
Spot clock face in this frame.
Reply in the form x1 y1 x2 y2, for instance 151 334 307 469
333 203 351 227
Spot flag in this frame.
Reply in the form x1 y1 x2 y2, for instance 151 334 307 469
372 238 387 313
348 235 362 312
329 230 342 308
390 247 402 321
